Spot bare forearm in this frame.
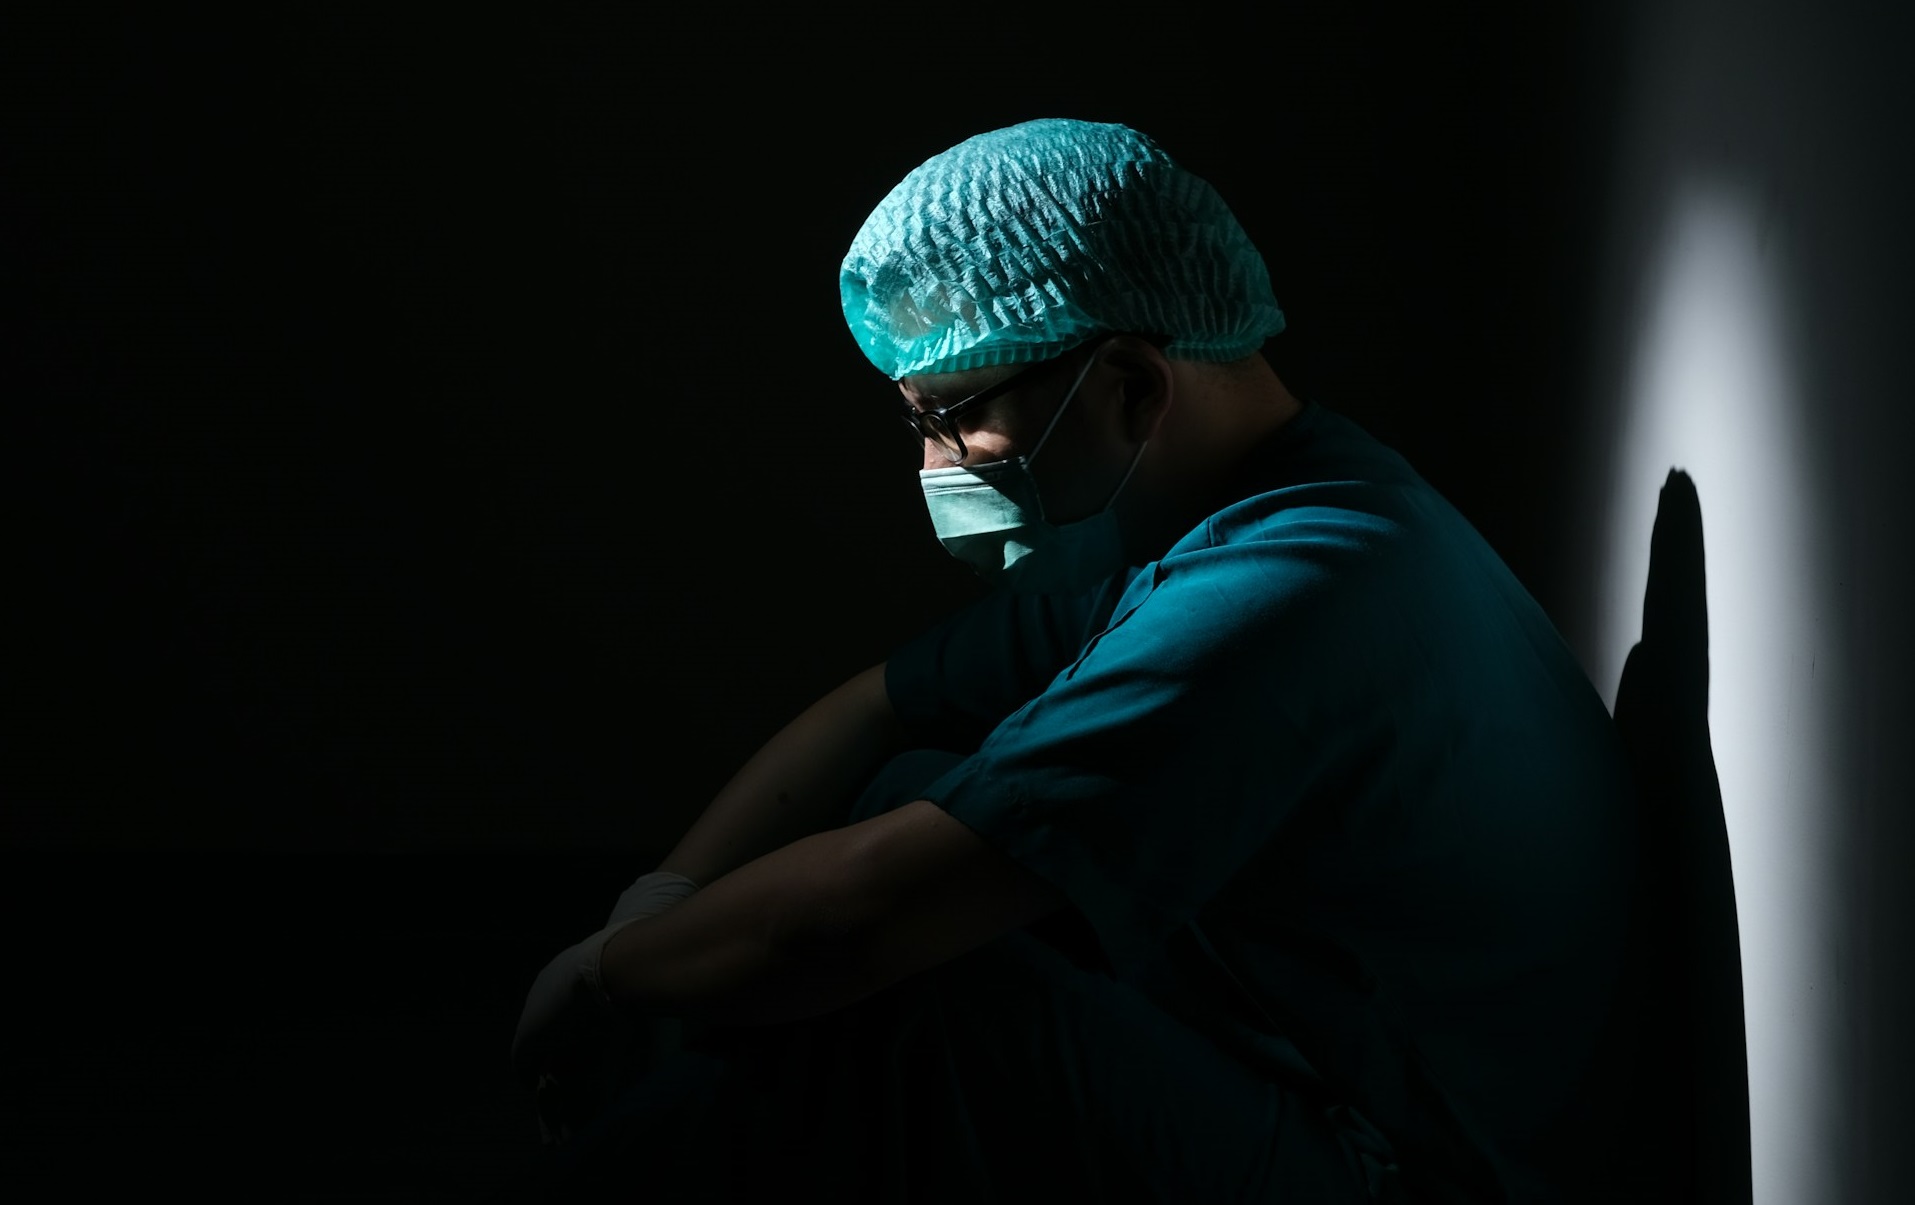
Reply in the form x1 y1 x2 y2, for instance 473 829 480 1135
601 800 1066 1030
657 663 907 888
602 827 885 1028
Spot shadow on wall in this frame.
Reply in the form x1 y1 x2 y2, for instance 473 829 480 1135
1610 469 1753 1204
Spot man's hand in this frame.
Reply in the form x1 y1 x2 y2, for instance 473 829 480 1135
511 919 640 1145
511 872 703 1144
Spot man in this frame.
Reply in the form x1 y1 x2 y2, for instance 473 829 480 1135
512 118 1646 1203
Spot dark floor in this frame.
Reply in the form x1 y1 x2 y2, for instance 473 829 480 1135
3 852 649 1201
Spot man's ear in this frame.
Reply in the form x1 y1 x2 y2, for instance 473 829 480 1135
1099 334 1176 443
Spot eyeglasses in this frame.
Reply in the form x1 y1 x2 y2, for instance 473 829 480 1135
897 348 1084 466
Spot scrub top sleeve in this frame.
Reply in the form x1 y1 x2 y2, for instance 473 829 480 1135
885 572 1139 754
918 516 1398 982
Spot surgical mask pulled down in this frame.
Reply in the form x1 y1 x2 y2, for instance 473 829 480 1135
918 349 1149 594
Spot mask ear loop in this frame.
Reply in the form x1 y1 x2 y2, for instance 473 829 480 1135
1024 347 1104 471
1026 334 1166 519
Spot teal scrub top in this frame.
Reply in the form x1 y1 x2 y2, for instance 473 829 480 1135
885 402 1641 1201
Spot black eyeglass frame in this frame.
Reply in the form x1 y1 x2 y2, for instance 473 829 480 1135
898 353 1073 466
899 333 1153 465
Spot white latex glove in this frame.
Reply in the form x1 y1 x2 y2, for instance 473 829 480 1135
607 870 699 925
511 918 640 1145
601 870 702 1098
511 872 705 1145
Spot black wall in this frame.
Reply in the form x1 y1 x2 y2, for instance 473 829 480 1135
13 7 1614 853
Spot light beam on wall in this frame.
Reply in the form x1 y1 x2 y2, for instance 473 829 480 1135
1591 179 1836 1204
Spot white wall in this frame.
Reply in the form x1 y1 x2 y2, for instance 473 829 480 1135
1564 2 1915 1201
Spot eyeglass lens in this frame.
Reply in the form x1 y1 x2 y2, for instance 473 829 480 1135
902 406 966 462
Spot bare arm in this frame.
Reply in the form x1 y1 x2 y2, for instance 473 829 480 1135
602 799 1067 1027
655 663 909 889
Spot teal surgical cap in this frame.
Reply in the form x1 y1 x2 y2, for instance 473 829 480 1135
840 118 1286 381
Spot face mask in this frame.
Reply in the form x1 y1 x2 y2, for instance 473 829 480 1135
918 348 1150 593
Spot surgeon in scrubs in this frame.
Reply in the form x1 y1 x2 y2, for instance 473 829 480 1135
511 118 1649 1204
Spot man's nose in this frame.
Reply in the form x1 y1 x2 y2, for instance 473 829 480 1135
922 440 955 472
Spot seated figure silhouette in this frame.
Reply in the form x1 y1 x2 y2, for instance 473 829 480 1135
1610 469 1753 1204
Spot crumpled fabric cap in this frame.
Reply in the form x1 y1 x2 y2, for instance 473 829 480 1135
841 117 1285 380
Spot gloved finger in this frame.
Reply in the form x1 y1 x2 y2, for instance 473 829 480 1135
535 1072 564 1146
536 1064 618 1149
537 1069 604 1148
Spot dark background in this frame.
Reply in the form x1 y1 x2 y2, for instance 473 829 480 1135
11 7 1616 855
5 5 1908 1200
